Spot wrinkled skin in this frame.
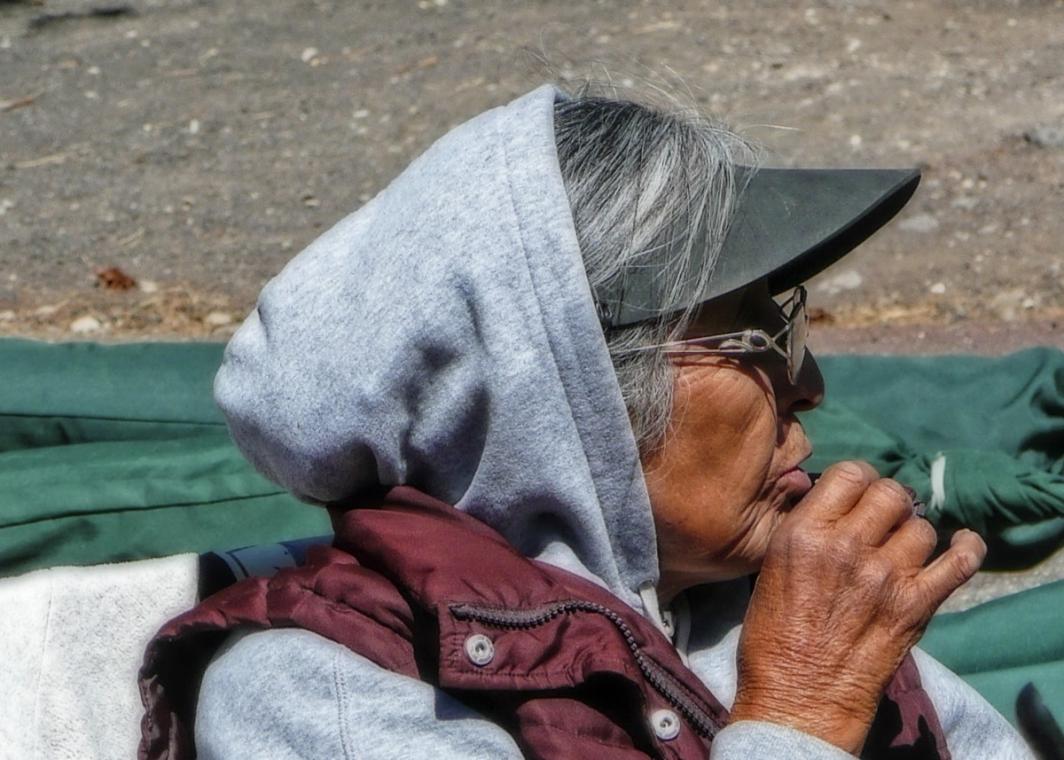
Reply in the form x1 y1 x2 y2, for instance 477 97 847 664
643 282 826 598
643 282 987 754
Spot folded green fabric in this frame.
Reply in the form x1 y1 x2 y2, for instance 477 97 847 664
805 349 1064 567
0 339 226 452
0 431 330 574
924 579 1064 726
2 340 1063 574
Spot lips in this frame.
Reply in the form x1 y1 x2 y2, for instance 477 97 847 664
777 467 813 495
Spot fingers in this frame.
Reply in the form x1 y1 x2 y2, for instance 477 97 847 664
879 514 938 567
839 478 916 546
796 460 880 521
914 530 987 610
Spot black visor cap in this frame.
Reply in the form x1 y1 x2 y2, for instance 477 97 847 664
597 167 921 327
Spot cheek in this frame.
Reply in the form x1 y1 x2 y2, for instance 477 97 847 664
683 370 779 498
647 367 780 551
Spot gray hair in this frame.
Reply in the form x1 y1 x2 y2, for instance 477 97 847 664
553 90 754 456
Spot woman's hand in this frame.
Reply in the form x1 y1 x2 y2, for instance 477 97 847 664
729 460 987 755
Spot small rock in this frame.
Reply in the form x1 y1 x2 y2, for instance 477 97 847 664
188 119 200 135
96 266 137 290
301 47 319 63
70 315 102 333
205 311 233 327
951 195 978 210
0 310 15 322
139 279 159 294
989 289 1027 322
815 269 863 295
899 213 939 233
302 194 320 208
930 282 946 295
1024 126 1064 149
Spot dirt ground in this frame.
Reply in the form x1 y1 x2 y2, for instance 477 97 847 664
2 0 1063 346
2 1 1063 605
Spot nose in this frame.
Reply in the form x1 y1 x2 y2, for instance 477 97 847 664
778 349 825 415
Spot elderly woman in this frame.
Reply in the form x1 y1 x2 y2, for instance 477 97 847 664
139 85 1032 759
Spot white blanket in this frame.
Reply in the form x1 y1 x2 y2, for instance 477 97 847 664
0 555 198 760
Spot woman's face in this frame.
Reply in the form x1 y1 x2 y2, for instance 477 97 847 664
642 282 825 601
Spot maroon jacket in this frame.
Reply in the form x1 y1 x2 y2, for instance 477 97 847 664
139 486 951 760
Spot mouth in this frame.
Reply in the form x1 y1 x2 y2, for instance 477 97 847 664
776 450 814 507
777 467 813 497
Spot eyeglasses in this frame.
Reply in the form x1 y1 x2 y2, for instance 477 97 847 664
615 286 809 385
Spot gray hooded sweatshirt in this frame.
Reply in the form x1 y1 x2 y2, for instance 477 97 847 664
199 85 1031 759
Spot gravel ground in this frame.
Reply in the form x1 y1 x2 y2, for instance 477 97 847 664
2 0 1062 609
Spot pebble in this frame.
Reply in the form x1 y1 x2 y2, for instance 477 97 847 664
930 282 946 294
899 213 939 233
188 119 200 135
0 310 14 322
70 315 102 333
1024 126 1064 149
205 311 233 327
816 269 863 295
139 279 159 294
301 47 319 63
988 289 1028 322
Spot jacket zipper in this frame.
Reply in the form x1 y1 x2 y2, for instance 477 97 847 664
449 600 723 739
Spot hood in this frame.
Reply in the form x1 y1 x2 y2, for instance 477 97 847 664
213 85 659 610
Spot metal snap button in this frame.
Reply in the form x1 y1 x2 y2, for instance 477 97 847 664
464 633 495 666
650 708 681 741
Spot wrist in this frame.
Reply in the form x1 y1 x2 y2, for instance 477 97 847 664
730 690 872 756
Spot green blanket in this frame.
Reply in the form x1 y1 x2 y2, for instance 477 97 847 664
806 350 1064 569
0 340 329 571
1 338 1062 726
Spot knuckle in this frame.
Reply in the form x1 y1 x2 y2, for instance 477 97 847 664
784 523 830 556
826 460 874 485
826 528 863 566
949 550 978 581
857 554 896 590
892 595 932 632
866 478 914 513
912 518 938 548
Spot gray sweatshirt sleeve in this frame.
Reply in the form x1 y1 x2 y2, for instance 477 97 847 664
911 647 1035 760
710 646 1037 760
197 629 858 760
711 721 855 759
196 628 1034 760
196 629 524 760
